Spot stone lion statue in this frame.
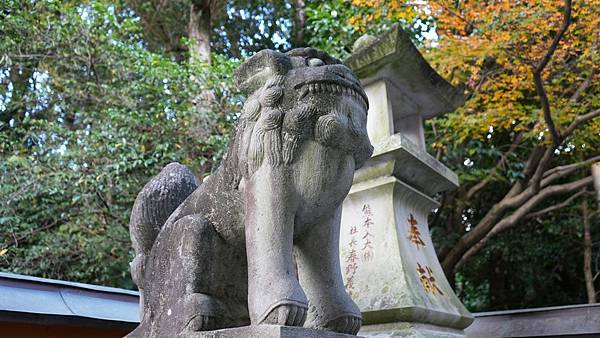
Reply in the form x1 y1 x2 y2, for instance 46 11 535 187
127 48 373 337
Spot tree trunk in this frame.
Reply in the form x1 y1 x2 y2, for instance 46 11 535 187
188 1 212 63
582 195 596 303
292 0 306 48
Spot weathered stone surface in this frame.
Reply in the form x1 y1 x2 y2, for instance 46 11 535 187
339 25 473 338
127 48 373 338
345 25 465 149
361 322 467 338
352 133 458 196
340 175 472 331
190 325 366 338
345 24 465 120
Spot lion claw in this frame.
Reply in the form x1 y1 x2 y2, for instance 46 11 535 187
262 303 308 327
325 315 361 335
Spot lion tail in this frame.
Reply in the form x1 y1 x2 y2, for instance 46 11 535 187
129 162 198 288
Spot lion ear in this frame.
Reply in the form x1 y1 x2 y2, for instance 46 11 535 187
235 50 291 95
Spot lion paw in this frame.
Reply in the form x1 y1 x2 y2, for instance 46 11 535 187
262 303 307 327
185 315 216 331
181 293 224 332
325 315 361 335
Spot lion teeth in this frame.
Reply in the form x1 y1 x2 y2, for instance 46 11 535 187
299 87 309 100
298 82 368 108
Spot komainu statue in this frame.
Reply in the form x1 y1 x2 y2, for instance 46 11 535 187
127 48 373 338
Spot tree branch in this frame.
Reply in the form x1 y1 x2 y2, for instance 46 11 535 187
530 147 555 192
441 146 550 274
527 108 598 194
524 189 586 220
569 71 594 104
541 155 600 187
500 145 546 201
466 133 523 200
2 220 59 249
454 175 593 272
532 0 573 146
533 0 573 75
562 108 600 139
544 155 600 179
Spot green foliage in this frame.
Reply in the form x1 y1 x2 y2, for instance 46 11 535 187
304 0 364 58
125 0 293 60
214 0 293 58
0 0 239 288
456 204 598 311
305 0 433 59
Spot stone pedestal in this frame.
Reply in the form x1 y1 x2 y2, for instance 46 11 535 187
339 25 473 337
190 325 365 338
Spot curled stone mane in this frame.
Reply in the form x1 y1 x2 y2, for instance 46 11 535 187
223 49 373 189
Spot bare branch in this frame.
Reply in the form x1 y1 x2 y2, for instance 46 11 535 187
454 175 592 272
533 0 573 75
466 133 523 200
532 0 573 146
583 194 597 303
2 220 59 249
563 108 600 139
527 110 599 191
442 146 553 272
524 189 586 220
529 147 555 193
539 155 600 190
569 71 594 104
533 74 561 145
506 146 546 198
544 155 600 179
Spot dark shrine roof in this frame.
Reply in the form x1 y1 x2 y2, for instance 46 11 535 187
0 272 139 328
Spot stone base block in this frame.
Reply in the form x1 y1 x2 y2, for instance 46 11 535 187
360 322 466 338
189 325 365 338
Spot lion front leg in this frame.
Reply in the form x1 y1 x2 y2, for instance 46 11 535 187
243 165 308 327
295 206 362 335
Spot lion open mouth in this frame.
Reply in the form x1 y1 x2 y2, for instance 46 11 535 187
297 81 369 109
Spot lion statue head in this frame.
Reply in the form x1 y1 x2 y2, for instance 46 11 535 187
223 48 373 186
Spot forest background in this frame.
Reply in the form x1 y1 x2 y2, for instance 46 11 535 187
1 0 599 312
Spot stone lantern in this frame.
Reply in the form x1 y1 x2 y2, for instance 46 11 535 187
339 25 474 337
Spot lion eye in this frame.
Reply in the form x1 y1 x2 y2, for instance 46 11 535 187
307 57 325 67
